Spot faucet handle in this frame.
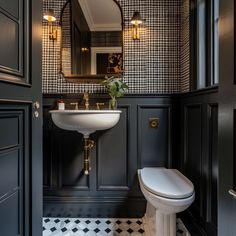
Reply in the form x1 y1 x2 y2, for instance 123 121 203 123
70 102 79 110
96 102 105 110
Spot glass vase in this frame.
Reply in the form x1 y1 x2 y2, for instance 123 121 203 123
109 98 117 110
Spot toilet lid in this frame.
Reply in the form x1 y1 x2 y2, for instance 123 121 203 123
140 168 194 199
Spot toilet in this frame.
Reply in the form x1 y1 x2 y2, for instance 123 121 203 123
138 167 195 236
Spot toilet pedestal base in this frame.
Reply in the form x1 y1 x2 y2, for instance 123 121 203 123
155 211 176 236
143 202 176 236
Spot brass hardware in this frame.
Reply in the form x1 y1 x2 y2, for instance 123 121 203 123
43 9 57 40
33 101 40 109
149 118 159 129
50 28 57 40
83 138 95 175
33 111 39 118
96 103 105 110
83 92 90 110
131 12 143 40
33 101 40 118
70 102 79 110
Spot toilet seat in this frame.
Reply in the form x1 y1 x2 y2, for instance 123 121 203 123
139 168 194 199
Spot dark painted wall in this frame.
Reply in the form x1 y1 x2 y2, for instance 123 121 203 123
43 94 176 217
179 87 218 236
43 91 219 235
218 0 236 235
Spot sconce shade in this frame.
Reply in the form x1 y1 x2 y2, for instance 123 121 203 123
43 9 56 22
131 11 143 25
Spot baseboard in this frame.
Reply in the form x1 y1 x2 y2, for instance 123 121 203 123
43 196 146 218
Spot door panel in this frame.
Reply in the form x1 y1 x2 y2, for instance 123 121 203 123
0 116 19 148
0 0 28 84
0 0 42 235
0 150 19 198
0 0 20 18
0 193 19 236
0 13 19 70
0 106 29 236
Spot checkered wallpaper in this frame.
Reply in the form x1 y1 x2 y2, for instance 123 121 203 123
180 0 190 92
43 0 185 94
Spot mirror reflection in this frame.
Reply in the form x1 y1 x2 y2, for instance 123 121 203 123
60 0 123 82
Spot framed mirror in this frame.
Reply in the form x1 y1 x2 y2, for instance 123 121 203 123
60 0 123 83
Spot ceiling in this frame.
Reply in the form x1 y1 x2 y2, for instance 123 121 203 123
78 0 122 31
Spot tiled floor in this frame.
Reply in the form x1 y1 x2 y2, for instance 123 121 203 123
43 218 145 236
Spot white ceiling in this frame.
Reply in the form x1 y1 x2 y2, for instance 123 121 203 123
78 0 122 31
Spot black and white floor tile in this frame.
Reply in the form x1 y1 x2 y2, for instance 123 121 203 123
43 218 145 236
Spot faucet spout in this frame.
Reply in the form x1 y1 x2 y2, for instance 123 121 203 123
83 92 89 110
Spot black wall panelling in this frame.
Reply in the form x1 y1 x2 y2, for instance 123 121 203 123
179 87 218 236
43 89 219 235
138 105 171 168
43 94 174 217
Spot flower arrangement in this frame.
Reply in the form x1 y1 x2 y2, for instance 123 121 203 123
101 76 128 109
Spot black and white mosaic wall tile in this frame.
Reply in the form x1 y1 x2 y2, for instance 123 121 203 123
42 0 182 94
180 0 190 92
43 218 145 235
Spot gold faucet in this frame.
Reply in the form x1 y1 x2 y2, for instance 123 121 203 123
83 92 89 110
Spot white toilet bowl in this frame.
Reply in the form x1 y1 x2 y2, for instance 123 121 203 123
138 168 195 236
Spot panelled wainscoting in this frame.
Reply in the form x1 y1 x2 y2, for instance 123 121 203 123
43 89 218 235
178 87 218 236
43 94 177 218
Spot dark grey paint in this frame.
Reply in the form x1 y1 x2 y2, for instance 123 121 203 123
179 88 218 236
43 94 174 217
0 0 42 235
218 0 236 235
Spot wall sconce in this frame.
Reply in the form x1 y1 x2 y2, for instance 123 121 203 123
131 11 143 40
43 9 57 40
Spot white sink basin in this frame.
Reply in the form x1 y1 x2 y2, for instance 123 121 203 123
50 110 122 137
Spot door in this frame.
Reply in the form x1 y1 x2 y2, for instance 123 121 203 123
218 0 236 235
0 0 42 236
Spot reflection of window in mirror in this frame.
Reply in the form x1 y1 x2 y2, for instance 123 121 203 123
61 0 123 81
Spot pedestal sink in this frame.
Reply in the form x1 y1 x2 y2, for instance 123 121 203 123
49 109 122 175
50 110 122 138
